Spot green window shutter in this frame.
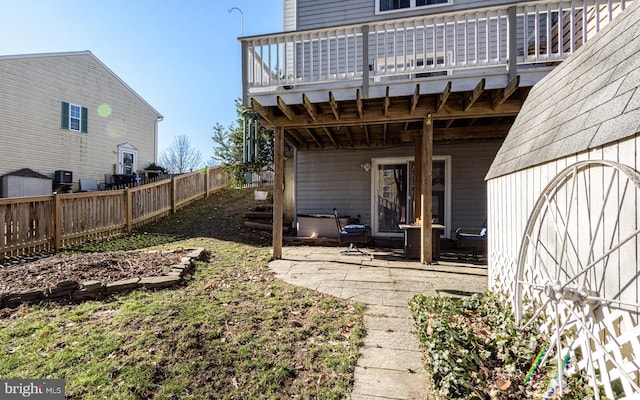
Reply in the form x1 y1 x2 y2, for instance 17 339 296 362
61 102 69 129
81 107 88 133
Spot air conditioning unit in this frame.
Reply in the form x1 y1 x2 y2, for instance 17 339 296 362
54 170 73 184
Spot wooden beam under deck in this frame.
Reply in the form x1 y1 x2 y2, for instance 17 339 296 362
492 75 520 109
277 96 296 121
323 127 338 147
464 78 485 112
251 98 273 125
436 82 451 113
260 97 523 130
344 126 354 147
364 125 370 146
329 91 340 120
284 130 304 147
254 80 530 150
304 128 323 148
302 93 318 121
410 84 420 115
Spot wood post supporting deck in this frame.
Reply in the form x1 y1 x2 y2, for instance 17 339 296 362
414 140 422 221
272 126 285 259
420 114 433 264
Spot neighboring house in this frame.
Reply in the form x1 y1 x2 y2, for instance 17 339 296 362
240 0 630 261
0 51 163 196
486 1 640 397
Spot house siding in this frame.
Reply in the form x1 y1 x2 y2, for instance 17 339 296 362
296 0 521 30
284 0 297 31
294 140 501 238
0 52 160 191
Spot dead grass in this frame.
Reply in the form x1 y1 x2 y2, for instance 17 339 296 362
0 187 366 399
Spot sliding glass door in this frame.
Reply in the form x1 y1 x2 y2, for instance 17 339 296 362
372 156 450 237
375 161 411 234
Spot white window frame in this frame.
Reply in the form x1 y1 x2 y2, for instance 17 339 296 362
69 103 82 132
375 0 451 15
371 155 451 238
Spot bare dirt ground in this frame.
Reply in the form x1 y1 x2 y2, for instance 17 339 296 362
0 251 185 294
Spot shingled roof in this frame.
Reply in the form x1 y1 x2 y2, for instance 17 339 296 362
486 1 640 180
2 168 51 180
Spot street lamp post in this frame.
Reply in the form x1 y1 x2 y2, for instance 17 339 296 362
228 7 244 36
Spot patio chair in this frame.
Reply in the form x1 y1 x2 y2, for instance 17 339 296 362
455 220 487 260
333 208 370 255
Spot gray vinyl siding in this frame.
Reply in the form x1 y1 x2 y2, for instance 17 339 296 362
298 0 373 30
296 0 521 30
0 52 160 190
295 140 501 237
295 147 383 223
445 141 501 230
284 0 297 31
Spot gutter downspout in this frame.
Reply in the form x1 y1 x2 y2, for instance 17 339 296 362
155 116 164 164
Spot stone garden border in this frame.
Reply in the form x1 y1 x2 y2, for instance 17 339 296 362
0 248 205 309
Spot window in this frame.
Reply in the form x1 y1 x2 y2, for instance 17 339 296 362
70 104 81 131
61 102 88 133
380 0 410 11
378 0 449 13
416 0 448 5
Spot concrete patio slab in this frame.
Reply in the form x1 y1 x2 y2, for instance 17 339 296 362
268 245 487 400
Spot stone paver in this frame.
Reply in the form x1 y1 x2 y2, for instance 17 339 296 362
268 246 488 400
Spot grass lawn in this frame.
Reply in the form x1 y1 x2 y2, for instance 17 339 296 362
0 187 366 399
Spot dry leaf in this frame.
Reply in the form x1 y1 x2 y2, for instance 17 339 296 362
426 317 433 335
495 377 511 391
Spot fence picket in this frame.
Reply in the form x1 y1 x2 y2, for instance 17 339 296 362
0 166 234 260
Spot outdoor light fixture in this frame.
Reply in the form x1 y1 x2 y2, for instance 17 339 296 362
360 162 371 172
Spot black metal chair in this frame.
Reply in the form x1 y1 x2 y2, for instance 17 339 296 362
333 208 370 255
455 220 487 260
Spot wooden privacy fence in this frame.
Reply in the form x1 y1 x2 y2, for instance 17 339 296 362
0 166 231 260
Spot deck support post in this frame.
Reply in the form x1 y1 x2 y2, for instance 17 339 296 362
362 25 370 99
420 114 433 264
241 40 249 107
507 7 517 82
414 140 422 221
273 126 285 259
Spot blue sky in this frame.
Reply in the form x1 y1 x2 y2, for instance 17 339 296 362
0 0 282 165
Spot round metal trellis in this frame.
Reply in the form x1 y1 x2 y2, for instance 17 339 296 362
515 160 640 399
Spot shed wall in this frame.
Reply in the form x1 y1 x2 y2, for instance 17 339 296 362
1 176 52 198
488 135 640 299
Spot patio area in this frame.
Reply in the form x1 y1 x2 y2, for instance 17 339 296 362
269 245 488 400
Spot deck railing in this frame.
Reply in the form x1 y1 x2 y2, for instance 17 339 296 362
0 166 231 260
242 0 629 94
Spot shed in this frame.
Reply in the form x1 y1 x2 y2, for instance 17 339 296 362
486 1 640 397
1 168 52 198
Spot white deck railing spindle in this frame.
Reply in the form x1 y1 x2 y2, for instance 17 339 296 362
242 0 630 89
